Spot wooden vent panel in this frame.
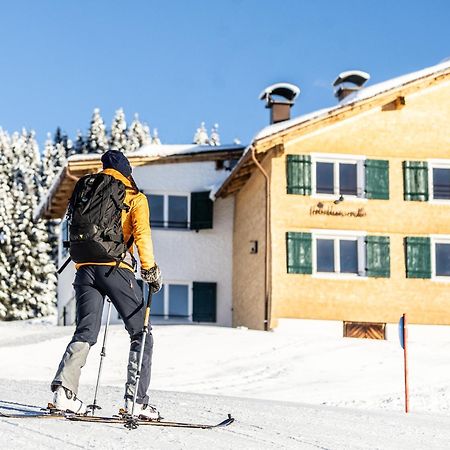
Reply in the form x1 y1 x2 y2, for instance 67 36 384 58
343 321 386 340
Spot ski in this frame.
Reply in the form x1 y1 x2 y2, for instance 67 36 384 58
0 411 66 419
66 413 235 429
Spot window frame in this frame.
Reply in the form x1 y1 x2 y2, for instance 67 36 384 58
145 191 191 230
141 280 193 320
312 229 367 279
311 153 366 200
428 160 450 203
431 235 450 282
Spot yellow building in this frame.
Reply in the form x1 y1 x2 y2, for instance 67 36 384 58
217 61 450 333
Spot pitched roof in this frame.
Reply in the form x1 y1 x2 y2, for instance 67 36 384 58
215 60 450 199
36 143 245 220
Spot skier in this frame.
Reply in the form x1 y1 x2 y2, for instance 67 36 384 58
50 150 162 419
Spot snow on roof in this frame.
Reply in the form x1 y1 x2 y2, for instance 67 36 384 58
255 59 450 142
33 166 65 221
67 143 245 162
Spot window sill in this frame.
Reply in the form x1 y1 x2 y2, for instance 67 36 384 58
429 199 450 205
312 273 368 280
311 194 367 202
431 276 450 283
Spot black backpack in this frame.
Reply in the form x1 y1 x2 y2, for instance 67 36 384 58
66 173 131 265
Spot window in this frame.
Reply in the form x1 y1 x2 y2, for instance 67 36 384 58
146 194 189 229
287 231 390 278
312 156 364 198
431 237 450 279
435 243 450 276
147 282 191 320
61 219 69 258
429 162 450 200
314 235 363 276
286 154 389 199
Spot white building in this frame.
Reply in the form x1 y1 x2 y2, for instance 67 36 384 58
40 144 245 326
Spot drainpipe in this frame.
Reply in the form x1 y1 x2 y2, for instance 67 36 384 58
250 146 271 331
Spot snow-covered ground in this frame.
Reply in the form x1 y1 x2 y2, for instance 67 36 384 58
1 318 450 448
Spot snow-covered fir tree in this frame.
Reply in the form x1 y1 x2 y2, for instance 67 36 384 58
193 122 209 145
128 113 151 151
87 108 108 154
4 130 56 320
0 130 14 319
74 130 87 154
210 123 220 146
151 128 161 145
110 108 128 152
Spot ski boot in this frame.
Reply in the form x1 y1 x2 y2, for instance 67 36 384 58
51 386 87 415
121 398 161 421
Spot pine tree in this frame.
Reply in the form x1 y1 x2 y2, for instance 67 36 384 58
193 121 209 145
74 130 87 154
210 123 220 146
128 114 151 151
0 130 13 318
87 108 108 154
7 130 56 319
151 128 161 145
110 108 128 152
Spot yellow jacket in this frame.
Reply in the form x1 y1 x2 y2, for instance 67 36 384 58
75 168 156 271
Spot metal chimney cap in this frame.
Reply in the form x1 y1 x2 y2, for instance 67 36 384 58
333 70 370 87
259 83 301 102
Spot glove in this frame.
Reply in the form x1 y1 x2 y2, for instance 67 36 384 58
141 264 162 294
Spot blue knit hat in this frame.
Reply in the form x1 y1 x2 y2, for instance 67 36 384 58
101 150 132 177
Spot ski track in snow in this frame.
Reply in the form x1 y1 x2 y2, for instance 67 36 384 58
2 320 450 448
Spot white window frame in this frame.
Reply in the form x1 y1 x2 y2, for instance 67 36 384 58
428 160 450 203
312 229 367 279
149 281 193 320
145 191 191 230
430 235 450 282
311 153 366 200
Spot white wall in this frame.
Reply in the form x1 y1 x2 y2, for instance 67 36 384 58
57 160 234 327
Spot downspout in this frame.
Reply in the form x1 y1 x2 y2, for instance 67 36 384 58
251 146 271 331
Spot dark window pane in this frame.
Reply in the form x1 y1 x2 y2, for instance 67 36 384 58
168 196 188 228
316 162 334 194
433 168 450 199
435 243 450 276
340 240 358 273
339 163 357 196
147 195 164 228
168 284 189 317
317 239 334 272
151 285 165 316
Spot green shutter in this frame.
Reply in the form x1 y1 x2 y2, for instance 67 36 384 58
365 160 389 199
366 236 390 277
286 232 312 274
190 191 213 230
405 237 431 278
403 161 429 201
193 282 216 322
286 155 311 195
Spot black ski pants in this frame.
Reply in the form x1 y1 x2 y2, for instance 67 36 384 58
52 266 153 404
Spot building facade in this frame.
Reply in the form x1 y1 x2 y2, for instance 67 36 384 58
217 61 450 332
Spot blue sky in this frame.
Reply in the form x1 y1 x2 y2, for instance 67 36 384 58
0 0 448 147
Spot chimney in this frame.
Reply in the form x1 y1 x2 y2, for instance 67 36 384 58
259 83 300 124
333 70 370 101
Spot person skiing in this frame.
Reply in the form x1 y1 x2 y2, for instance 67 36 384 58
50 149 162 419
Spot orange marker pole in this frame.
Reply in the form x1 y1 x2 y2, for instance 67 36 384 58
403 313 409 413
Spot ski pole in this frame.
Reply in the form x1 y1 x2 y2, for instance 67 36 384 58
89 298 113 415
126 288 152 429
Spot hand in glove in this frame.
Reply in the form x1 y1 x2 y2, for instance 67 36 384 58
141 264 162 294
